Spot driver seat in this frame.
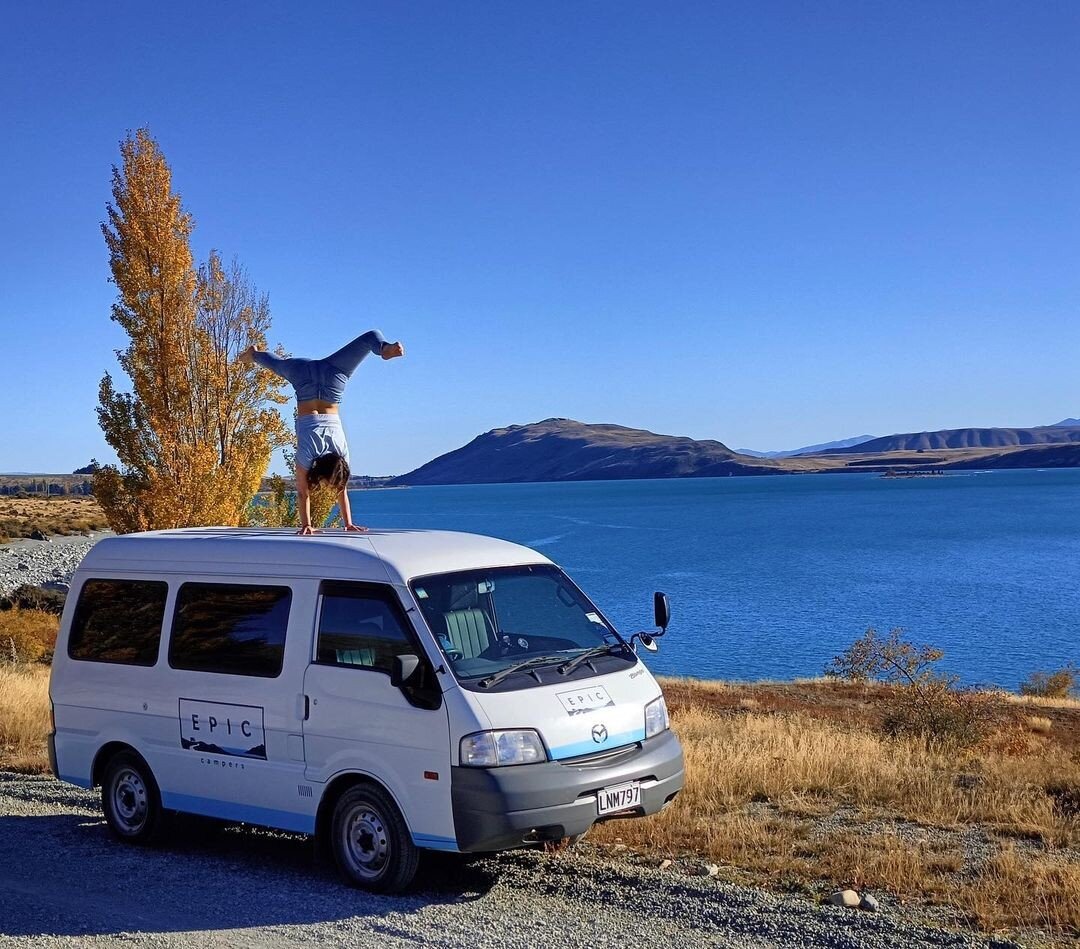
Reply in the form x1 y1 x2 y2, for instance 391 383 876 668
444 608 492 659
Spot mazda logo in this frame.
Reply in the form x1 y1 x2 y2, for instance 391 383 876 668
591 724 608 744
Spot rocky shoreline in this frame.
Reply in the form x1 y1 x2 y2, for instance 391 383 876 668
0 531 112 595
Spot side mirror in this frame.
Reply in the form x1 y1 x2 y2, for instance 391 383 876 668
653 591 670 633
391 654 421 689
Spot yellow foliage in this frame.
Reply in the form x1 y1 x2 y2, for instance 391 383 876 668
95 129 290 532
0 609 59 664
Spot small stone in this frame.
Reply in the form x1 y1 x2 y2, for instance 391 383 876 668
830 889 861 908
860 894 880 912
658 859 673 871
29 529 49 542
688 862 720 877
611 843 627 852
17 562 29 571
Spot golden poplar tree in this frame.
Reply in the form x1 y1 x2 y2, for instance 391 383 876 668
95 129 291 531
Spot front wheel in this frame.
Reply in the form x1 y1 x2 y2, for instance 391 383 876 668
330 784 419 893
101 751 167 844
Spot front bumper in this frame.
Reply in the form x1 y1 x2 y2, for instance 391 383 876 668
451 728 684 852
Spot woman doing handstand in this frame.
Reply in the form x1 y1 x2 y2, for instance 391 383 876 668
240 330 404 535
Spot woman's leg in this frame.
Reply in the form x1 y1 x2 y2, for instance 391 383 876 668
323 330 388 377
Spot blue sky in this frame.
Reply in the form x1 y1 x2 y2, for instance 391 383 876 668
1 2 1078 475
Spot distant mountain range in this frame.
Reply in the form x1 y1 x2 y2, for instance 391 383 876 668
737 435 876 458
391 417 1080 485
394 419 788 485
822 425 1080 454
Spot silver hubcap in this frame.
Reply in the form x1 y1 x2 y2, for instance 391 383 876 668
342 805 390 879
112 767 148 832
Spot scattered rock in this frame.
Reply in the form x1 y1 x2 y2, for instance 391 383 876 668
658 859 673 871
860 894 880 912
611 844 627 852
830 889 861 909
17 562 29 571
41 581 69 593
687 863 720 877
29 529 49 542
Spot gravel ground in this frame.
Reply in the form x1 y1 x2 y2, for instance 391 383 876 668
0 772 1019 949
0 532 110 595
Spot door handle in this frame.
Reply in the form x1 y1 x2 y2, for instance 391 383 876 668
296 693 310 721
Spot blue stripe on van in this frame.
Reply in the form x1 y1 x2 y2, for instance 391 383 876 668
412 833 459 851
59 773 93 789
162 791 315 834
548 727 647 761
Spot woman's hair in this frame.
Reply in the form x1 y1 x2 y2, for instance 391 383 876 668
307 452 351 491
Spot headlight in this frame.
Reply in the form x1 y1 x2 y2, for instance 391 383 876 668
460 729 547 767
644 695 669 738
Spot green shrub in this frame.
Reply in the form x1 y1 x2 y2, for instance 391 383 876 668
0 584 66 615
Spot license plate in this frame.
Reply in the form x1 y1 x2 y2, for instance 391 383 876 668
596 781 641 816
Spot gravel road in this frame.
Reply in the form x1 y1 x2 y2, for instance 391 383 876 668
0 772 1016 949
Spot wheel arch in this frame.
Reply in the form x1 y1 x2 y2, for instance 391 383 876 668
314 771 411 846
91 741 151 788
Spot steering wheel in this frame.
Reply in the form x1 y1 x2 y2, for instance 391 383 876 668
478 634 531 660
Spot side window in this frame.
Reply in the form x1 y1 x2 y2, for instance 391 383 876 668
317 583 415 674
68 579 169 666
169 583 291 678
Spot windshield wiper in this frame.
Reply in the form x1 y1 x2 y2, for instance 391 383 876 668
558 643 627 676
478 654 569 689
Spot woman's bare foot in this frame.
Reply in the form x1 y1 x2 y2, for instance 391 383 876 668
297 525 320 536
380 341 405 360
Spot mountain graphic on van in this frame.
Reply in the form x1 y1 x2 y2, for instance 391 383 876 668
181 736 267 760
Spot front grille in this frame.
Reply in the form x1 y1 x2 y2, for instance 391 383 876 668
559 742 641 767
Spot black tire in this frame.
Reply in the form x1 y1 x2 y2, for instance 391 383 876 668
100 751 167 845
329 783 419 893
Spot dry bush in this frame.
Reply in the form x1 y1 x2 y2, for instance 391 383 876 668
827 627 1007 746
0 665 51 772
1021 665 1080 700
0 609 59 664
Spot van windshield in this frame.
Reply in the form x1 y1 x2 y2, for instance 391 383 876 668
409 564 634 689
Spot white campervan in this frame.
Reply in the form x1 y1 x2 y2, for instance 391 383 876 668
49 528 684 891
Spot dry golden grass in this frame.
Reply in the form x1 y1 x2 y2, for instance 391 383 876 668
0 608 59 663
1027 715 1054 735
0 496 108 541
0 665 50 773
591 681 1080 941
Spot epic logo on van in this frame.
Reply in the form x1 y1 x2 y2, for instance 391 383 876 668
179 699 266 760
556 686 615 716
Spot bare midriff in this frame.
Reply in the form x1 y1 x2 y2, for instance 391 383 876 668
297 400 340 415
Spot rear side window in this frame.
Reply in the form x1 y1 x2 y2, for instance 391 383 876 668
68 579 169 666
317 582 415 674
169 583 292 678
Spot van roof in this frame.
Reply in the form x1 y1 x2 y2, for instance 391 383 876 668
77 528 553 584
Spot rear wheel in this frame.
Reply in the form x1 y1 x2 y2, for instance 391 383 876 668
330 783 419 893
101 751 167 844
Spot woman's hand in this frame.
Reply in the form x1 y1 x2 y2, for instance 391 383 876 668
344 523 368 533
239 344 258 365
380 341 405 360
297 525 320 536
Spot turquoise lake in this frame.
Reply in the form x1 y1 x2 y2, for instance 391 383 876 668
348 469 1080 688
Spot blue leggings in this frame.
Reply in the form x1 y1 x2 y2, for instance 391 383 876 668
251 330 387 405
